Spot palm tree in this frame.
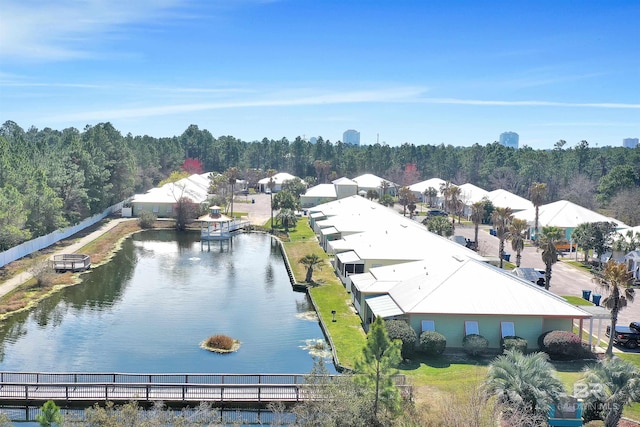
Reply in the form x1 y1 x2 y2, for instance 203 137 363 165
439 181 452 212
580 357 640 427
423 186 438 207
470 201 484 251
529 182 547 244
398 186 416 216
539 226 563 290
485 349 565 421
424 215 454 237
276 208 298 232
225 167 239 218
491 207 514 269
509 218 528 267
298 253 323 283
593 260 635 357
449 185 462 223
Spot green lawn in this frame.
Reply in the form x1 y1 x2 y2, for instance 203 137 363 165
563 295 594 306
565 260 593 273
287 217 316 242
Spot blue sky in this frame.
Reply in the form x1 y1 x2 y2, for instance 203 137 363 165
1 0 638 149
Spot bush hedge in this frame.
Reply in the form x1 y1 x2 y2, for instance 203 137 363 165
501 336 528 353
462 334 489 357
385 320 417 358
137 211 156 229
541 330 583 359
419 331 446 356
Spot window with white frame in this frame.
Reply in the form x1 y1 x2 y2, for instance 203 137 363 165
501 321 515 338
152 205 159 213
421 320 435 332
464 321 479 336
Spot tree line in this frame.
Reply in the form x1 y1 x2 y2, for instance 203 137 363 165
2 120 639 250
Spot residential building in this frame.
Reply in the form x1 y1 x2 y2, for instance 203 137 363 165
499 131 519 149
307 196 592 350
343 129 360 145
623 137 639 148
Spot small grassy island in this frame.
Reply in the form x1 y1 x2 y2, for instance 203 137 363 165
200 334 241 354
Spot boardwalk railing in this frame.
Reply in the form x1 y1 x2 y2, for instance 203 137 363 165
0 373 327 406
0 372 410 406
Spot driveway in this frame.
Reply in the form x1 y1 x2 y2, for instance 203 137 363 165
235 192 273 226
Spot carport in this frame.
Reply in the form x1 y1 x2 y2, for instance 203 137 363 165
577 305 610 350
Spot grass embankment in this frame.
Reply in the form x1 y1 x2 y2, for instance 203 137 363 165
0 219 143 318
280 218 366 368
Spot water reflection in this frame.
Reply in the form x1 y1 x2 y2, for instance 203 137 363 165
0 231 335 374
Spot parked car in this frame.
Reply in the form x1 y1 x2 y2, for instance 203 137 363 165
606 323 640 349
512 267 545 286
426 209 448 217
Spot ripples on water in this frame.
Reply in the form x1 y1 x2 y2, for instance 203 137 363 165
0 231 335 374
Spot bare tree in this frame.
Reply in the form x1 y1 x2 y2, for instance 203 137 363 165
610 187 640 227
559 174 597 210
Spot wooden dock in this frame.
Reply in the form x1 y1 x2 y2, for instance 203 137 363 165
200 220 251 241
0 372 329 408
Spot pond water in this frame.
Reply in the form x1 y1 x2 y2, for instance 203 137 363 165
0 231 335 374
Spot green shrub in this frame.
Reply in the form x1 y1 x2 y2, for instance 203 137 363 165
538 330 552 350
419 331 446 356
137 211 156 229
385 320 417 358
501 336 528 353
462 334 489 357
542 330 582 359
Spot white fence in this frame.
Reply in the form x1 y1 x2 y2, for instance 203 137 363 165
0 202 124 268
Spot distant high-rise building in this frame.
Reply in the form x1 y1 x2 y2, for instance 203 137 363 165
623 137 639 148
343 129 360 145
309 137 318 145
499 131 519 149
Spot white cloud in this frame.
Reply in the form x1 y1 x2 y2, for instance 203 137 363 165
44 86 428 122
416 98 640 109
0 0 183 61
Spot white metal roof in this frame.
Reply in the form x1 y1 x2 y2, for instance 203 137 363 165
336 250 361 264
514 199 628 229
408 178 446 195
366 295 404 318
488 189 534 211
385 259 591 318
257 172 298 185
352 174 397 189
302 184 337 198
131 174 209 205
459 183 490 204
319 226 340 237
332 177 357 186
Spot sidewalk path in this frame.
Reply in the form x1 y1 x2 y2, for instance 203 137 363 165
0 218 132 299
